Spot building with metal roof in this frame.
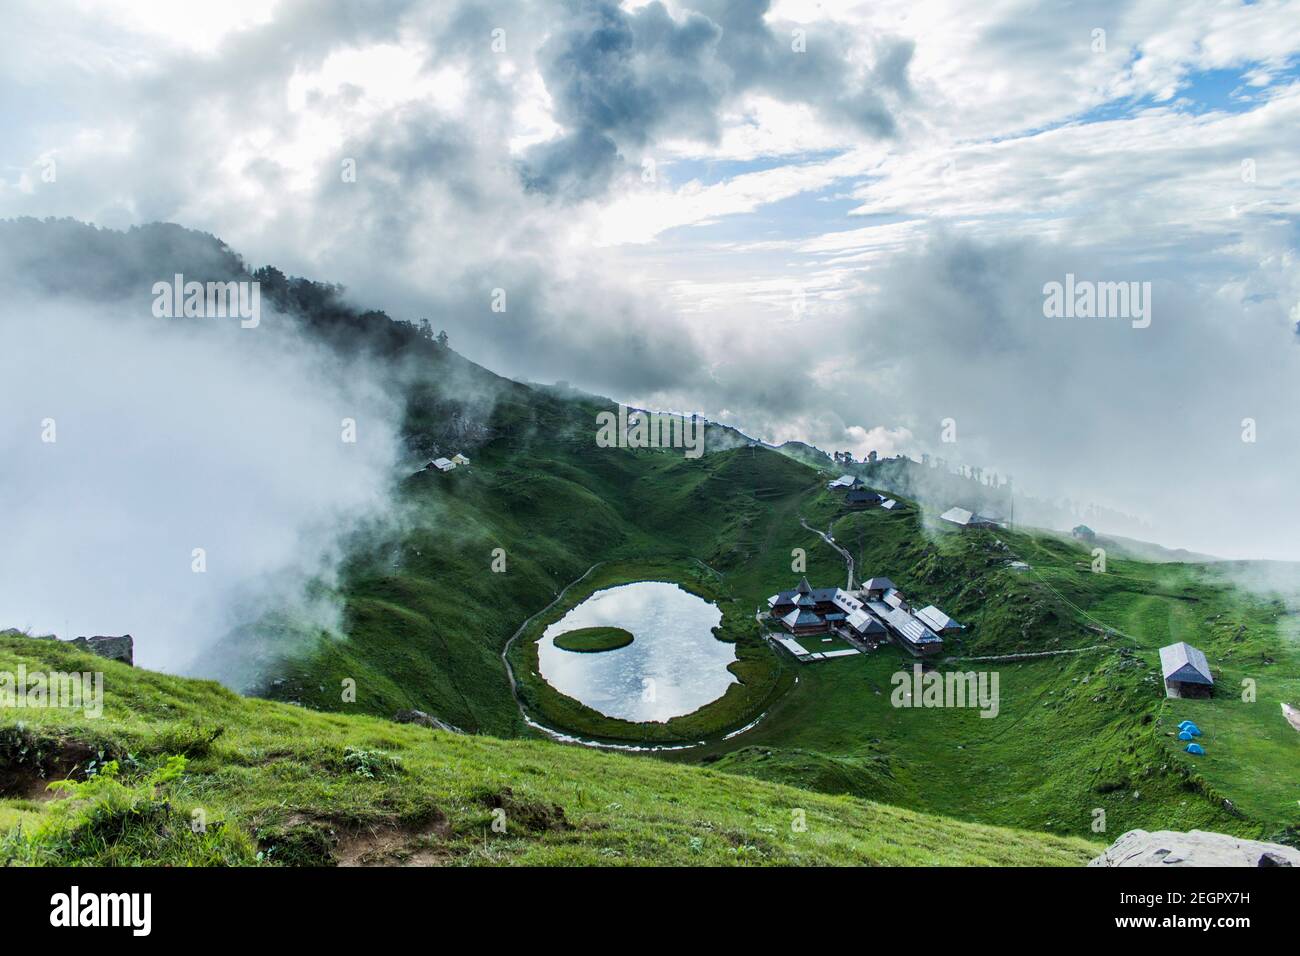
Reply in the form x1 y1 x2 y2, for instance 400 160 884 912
845 488 883 508
767 579 856 635
843 608 887 639
915 605 964 633
872 604 944 657
940 506 1001 528
1159 642 1214 698
860 577 896 598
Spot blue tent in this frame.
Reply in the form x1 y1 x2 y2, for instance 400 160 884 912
1178 730 1194 741
1179 721 1202 736
1186 743 1205 756
1178 720 1194 730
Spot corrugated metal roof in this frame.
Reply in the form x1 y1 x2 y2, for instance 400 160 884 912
845 609 885 635
861 577 895 592
775 636 809 658
781 608 823 629
1159 642 1213 684
940 506 973 525
833 592 862 613
880 606 942 645
915 605 961 632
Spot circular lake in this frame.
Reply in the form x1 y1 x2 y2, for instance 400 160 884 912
537 581 736 723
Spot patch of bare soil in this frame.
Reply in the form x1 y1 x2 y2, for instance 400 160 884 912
0 740 95 801
479 787 572 833
336 815 453 867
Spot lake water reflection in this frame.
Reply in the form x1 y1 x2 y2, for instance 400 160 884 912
537 581 736 723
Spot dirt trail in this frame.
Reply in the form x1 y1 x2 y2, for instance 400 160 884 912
799 516 854 589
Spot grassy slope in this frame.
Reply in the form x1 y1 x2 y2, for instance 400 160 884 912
247 376 819 741
235 359 1296 845
676 498 1300 846
12 224 1289 863
0 637 1098 866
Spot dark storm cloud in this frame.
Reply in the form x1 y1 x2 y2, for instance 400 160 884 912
521 0 906 199
696 0 906 129
520 125 623 200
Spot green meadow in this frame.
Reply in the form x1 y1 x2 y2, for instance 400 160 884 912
0 636 1098 867
3 332 1296 865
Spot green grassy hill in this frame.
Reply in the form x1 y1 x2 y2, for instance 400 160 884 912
202 328 1297 853
0 636 1099 866
6 222 1295 865
673 504 1300 847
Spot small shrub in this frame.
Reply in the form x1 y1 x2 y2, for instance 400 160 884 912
342 747 403 779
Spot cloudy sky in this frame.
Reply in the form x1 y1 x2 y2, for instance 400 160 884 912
3 0 1300 559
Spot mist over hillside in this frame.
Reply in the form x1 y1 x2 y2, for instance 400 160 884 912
0 221 413 679
3 217 1295 686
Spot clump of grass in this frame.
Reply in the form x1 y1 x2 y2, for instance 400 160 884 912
0 722 54 777
0 755 256 866
147 722 225 758
254 819 339 866
342 747 403 779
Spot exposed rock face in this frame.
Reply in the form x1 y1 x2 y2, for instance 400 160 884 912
3 630 134 666
1090 829 1299 867
393 709 463 734
70 635 134 666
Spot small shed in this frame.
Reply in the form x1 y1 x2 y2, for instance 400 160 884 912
451 453 470 466
1159 642 1214 699
429 457 456 472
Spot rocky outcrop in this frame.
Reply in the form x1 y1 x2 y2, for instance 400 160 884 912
68 635 134 666
1090 829 1299 867
3 629 134 666
393 709 463 734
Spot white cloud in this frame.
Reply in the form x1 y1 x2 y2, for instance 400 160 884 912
2 0 1300 558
